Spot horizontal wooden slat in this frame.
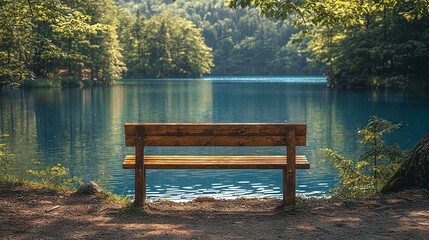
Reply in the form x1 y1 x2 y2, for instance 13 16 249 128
125 135 306 146
125 123 306 137
122 155 310 169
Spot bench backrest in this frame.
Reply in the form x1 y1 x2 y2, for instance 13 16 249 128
125 123 306 147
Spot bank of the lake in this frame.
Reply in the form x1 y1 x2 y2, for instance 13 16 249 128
1 181 428 239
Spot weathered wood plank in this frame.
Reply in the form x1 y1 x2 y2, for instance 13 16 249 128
123 155 310 169
125 123 306 137
125 135 306 146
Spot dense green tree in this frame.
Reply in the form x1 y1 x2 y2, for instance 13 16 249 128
227 0 429 89
0 0 125 86
0 0 34 86
83 0 126 83
307 8 429 89
228 0 429 191
0 0 103 85
272 38 323 75
131 13 213 78
117 9 146 77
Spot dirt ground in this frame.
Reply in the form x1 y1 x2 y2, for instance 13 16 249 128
1 182 429 239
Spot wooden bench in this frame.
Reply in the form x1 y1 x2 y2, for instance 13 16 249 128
123 123 309 208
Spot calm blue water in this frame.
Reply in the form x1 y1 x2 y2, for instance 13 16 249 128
1 76 429 201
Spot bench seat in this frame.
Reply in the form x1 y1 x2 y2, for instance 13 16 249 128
123 155 310 169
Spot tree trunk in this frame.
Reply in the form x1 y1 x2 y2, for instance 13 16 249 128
382 133 429 193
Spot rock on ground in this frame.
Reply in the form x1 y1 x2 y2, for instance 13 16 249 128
76 181 103 195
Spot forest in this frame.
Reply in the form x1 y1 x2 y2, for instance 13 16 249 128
1 0 429 89
116 0 323 77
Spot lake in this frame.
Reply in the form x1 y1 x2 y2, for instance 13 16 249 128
1 76 429 201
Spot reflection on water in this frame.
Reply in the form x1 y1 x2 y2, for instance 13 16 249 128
1 77 429 201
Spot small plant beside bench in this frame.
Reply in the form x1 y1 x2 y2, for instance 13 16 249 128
123 123 310 208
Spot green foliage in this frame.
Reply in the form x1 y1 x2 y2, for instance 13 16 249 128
323 116 406 198
119 12 214 78
0 134 11 175
117 0 322 76
1 0 327 85
227 0 429 28
82 0 127 84
0 135 18 183
227 0 429 89
96 190 132 205
4 0 427 87
0 0 124 87
307 9 429 89
27 163 82 190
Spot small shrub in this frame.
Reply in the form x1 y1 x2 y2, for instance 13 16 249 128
323 116 406 198
0 140 9 173
96 191 132 205
0 134 13 180
60 76 82 87
27 163 82 190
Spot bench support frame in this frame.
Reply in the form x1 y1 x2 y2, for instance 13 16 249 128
124 123 307 208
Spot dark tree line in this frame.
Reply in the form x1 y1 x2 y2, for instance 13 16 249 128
228 0 429 90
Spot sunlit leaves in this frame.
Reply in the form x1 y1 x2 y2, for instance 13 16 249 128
27 163 82 189
358 116 401 144
0 0 118 86
227 0 305 20
324 116 406 198
119 12 213 78
227 0 429 30
0 0 34 85
0 135 12 174
82 0 126 83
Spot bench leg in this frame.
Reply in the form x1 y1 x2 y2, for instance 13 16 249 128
284 131 296 206
135 168 146 208
135 126 146 208
283 168 296 206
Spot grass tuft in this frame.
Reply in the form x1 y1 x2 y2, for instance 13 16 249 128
96 191 132 205
121 202 150 214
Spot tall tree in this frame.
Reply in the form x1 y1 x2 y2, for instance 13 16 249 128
0 0 125 86
83 0 126 83
118 12 214 78
0 0 34 86
306 7 429 89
